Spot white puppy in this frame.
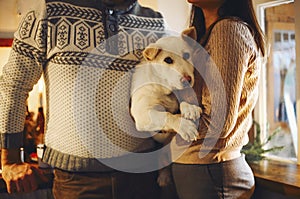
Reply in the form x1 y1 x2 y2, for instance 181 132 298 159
130 27 202 142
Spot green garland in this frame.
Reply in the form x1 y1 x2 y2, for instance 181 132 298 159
242 121 284 162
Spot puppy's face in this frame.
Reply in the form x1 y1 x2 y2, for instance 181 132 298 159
145 49 194 90
142 27 197 90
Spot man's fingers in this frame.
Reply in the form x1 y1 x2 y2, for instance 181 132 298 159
26 167 33 175
31 166 49 183
15 180 23 193
28 172 39 190
22 179 32 193
21 168 39 192
22 176 38 193
4 165 39 194
7 180 20 193
6 182 12 194
8 178 38 194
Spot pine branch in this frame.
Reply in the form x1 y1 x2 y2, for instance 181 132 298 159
242 121 284 162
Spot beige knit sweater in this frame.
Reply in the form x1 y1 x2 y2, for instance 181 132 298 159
170 18 262 164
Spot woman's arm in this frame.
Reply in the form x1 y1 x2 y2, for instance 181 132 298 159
197 19 258 139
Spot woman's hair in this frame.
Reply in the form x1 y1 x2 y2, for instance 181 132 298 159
190 0 266 56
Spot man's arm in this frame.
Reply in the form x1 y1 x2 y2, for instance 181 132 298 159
0 1 48 193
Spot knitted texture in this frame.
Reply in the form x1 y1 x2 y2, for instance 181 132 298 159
0 0 165 171
171 19 261 164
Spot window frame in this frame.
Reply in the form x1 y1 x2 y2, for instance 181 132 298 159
253 0 300 164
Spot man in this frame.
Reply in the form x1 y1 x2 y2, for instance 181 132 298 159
0 0 166 198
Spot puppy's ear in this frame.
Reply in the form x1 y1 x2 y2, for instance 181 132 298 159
143 45 161 61
181 26 197 41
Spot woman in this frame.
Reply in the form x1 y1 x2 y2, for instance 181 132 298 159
170 0 266 199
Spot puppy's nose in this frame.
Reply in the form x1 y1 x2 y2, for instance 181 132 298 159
181 75 192 87
181 75 192 83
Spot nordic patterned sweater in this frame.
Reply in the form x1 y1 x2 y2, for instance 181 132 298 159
170 18 262 164
0 0 165 171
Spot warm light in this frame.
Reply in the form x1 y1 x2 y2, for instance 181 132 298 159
37 77 44 93
0 47 12 76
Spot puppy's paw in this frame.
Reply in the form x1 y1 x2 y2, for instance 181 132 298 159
176 117 198 142
180 101 202 121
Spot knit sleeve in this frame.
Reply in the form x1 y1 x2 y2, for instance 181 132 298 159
198 19 257 139
0 0 47 149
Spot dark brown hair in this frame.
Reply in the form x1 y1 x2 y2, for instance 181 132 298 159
190 0 266 56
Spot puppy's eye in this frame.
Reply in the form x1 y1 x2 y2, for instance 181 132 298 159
183 52 190 60
164 57 173 64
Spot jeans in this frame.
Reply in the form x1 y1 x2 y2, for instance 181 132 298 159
172 155 255 199
52 169 160 199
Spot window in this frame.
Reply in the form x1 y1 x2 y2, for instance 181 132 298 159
254 0 299 163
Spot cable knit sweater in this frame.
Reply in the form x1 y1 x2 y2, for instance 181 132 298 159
170 18 262 164
0 0 165 171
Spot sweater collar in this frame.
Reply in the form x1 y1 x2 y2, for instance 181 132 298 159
101 0 137 12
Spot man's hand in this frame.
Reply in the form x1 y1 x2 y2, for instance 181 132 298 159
1 148 48 193
2 163 39 193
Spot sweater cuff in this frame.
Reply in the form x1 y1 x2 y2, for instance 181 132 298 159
1 132 23 149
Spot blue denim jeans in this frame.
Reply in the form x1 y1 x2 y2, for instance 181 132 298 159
172 155 255 199
52 169 160 199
